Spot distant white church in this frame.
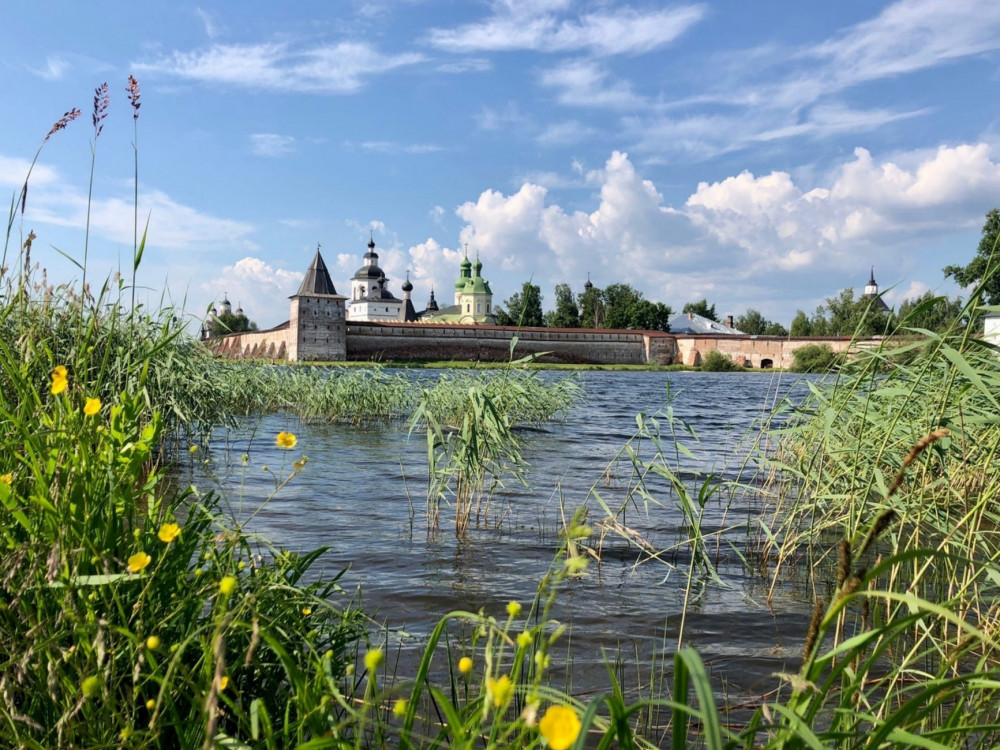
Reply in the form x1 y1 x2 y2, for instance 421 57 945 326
346 235 404 323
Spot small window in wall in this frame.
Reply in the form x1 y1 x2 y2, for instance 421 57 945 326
477 301 482 313
486 303 490 313
466 303 470 313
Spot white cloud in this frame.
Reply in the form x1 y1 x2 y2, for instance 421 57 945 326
536 120 597 147
354 141 443 154
27 56 70 81
134 41 425 94
27 187 256 252
0 155 58 189
194 8 223 39
623 0 1000 158
426 4 705 56
538 59 643 109
811 0 1000 89
435 58 493 73
199 257 303 327
250 133 296 156
685 142 1000 274
475 101 528 132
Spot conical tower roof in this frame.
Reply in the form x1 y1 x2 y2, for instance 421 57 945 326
296 248 339 296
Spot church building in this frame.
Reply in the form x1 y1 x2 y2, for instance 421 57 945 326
420 248 496 324
346 235 404 322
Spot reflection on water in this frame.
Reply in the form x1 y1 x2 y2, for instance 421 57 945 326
197 369 815 701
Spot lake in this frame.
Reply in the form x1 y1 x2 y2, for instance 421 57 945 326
200 369 817 709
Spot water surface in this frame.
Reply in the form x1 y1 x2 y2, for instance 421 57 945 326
203 369 815 705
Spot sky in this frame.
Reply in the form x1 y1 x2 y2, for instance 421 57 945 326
3 0 1000 330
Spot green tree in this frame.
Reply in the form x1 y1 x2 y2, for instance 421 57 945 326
602 284 671 331
735 308 787 336
790 343 840 373
897 291 966 334
789 310 812 336
682 299 717 321
701 349 740 371
208 310 257 337
813 288 893 337
546 283 580 328
943 208 1000 304
499 282 544 327
577 285 606 328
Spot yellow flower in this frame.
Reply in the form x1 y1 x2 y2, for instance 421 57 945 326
517 632 532 649
302 607 312 616
219 576 237 596
458 656 473 674
50 370 68 395
364 648 384 673
487 674 514 708
145 635 161 651
127 552 151 573
392 699 408 717
219 675 230 690
539 705 582 750
145 699 155 710
0 473 11 486
506 600 522 618
83 397 101 416
157 523 180 543
276 431 297 449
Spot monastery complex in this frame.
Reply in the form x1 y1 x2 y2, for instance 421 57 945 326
206 241 866 368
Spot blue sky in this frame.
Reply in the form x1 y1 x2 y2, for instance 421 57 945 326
3 0 1000 329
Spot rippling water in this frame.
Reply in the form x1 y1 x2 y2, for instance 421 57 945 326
197 369 817 704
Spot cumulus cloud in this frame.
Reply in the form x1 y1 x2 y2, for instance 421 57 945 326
200 257 303 327
250 133 296 156
685 142 1000 275
414 144 1000 321
134 41 425 94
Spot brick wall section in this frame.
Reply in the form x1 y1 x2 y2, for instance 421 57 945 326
209 317 865 367
674 335 857 368
346 322 676 365
209 323 292 360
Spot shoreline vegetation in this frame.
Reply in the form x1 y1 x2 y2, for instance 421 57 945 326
4 83 1000 748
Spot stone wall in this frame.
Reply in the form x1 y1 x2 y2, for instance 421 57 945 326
346 322 676 365
674 334 857 368
209 317 869 368
209 323 292 360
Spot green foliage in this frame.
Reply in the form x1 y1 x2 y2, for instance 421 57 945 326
897 290 966 333
602 283 671 331
744 306 1000 749
735 307 787 336
943 207 1000 304
207 309 257 337
411 362 580 535
789 309 812 336
681 298 717 321
577 284 606 328
807 287 894 337
700 349 741 371
790 343 840 372
498 282 544 327
545 282 580 328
